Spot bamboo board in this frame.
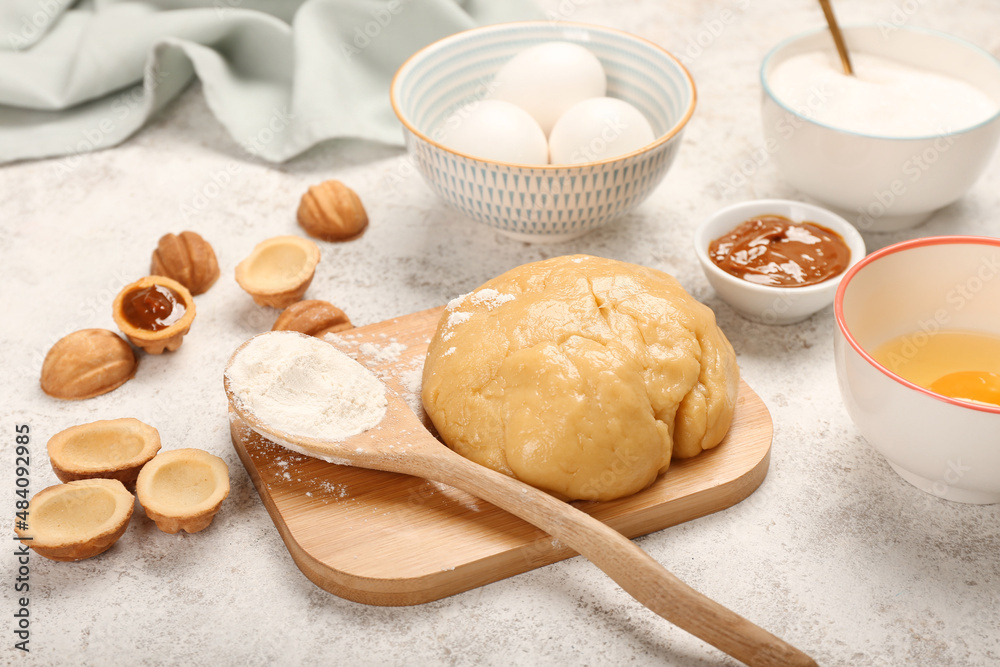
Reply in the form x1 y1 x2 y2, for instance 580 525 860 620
229 306 773 606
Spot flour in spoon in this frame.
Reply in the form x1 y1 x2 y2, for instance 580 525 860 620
226 331 387 442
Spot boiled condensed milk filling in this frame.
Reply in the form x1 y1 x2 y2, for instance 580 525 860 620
120 284 187 331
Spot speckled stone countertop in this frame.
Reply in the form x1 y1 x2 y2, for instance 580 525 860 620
2 1 999 665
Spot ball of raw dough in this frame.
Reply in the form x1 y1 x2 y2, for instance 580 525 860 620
421 255 739 502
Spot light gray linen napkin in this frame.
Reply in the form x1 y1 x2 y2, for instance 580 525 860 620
0 0 542 164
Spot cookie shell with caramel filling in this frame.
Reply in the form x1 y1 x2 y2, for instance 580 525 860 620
112 276 196 354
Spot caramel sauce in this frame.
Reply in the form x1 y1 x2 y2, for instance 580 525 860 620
121 285 186 331
708 215 851 287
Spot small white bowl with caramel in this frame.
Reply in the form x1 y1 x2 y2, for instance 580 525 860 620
694 199 865 325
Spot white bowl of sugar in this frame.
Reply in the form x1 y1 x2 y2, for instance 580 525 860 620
761 26 1000 232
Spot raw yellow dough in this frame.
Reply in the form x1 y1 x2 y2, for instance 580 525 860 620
421 255 739 502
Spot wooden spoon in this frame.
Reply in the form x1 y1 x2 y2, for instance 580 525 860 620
224 335 816 667
818 0 854 75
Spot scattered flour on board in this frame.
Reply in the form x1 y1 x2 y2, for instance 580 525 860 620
318 481 350 498
327 328 427 420
358 340 407 364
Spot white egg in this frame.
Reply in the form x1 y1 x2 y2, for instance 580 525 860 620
548 97 656 165
437 99 549 165
490 41 607 136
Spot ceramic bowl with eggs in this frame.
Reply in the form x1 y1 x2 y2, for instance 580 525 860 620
694 199 865 325
390 21 696 242
835 236 1000 504
761 25 1000 232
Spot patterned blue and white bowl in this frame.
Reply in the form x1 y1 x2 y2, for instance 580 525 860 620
391 21 696 242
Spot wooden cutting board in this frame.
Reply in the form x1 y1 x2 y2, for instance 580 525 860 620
229 306 773 606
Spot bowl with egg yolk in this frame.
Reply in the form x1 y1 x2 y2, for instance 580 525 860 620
834 236 1000 504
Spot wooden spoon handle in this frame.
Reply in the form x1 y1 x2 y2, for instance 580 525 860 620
818 0 853 75
406 446 817 667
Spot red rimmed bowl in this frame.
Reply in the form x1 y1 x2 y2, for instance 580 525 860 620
834 236 1000 503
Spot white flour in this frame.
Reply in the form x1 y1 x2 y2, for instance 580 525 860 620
358 340 407 364
226 331 387 441
469 288 515 310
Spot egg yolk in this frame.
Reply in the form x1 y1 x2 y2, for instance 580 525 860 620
929 371 1000 407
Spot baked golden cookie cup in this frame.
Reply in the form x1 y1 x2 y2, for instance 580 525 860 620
235 236 320 309
15 479 134 562
47 418 161 491
136 448 230 534
112 276 196 354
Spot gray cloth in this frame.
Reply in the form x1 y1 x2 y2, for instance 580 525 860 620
0 0 542 164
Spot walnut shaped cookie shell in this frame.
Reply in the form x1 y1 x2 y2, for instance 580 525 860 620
136 448 230 534
150 230 220 296
40 328 138 400
272 299 353 338
15 479 135 562
47 418 161 491
112 275 197 354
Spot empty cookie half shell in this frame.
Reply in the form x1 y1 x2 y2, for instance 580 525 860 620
136 448 230 534
235 235 321 309
47 418 161 491
15 479 135 562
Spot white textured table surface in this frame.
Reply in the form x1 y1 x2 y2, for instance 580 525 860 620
3 1 999 665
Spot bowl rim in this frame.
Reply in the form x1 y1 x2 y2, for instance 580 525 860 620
694 198 866 297
760 24 1000 142
834 234 1000 415
389 20 697 170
